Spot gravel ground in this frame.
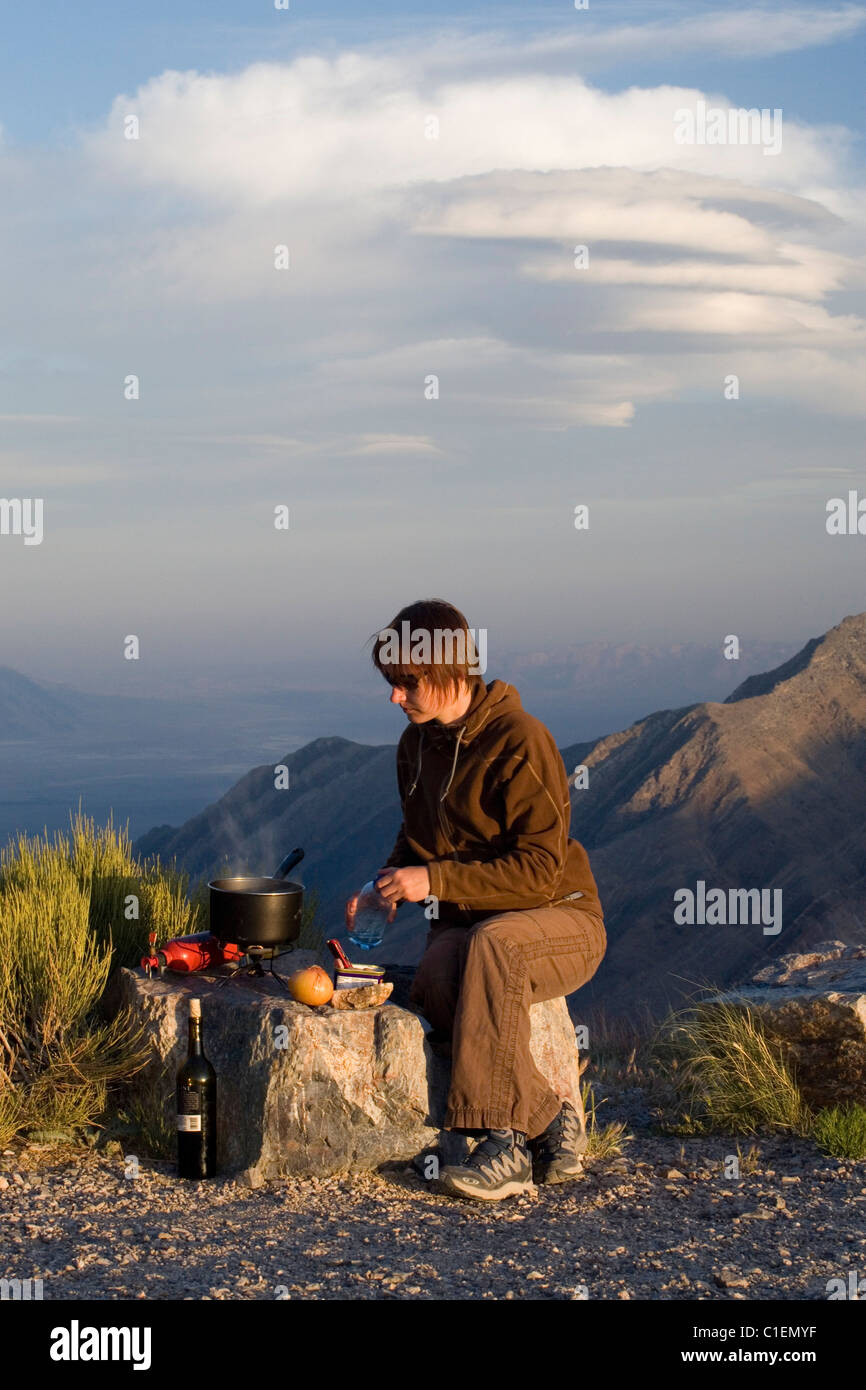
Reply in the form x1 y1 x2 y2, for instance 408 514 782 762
1 1126 864 1301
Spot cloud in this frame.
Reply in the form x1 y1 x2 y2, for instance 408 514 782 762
0 20 862 468
524 249 853 299
294 335 677 430
348 434 442 456
405 168 864 352
3 14 865 678
719 345 866 414
410 167 842 250
80 58 851 209
0 414 84 424
272 8 866 98
412 6 866 78
621 290 864 339
0 459 121 487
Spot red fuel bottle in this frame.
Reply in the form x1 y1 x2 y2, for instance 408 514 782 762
141 932 245 975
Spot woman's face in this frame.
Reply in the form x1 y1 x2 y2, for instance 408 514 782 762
386 674 471 724
388 674 439 721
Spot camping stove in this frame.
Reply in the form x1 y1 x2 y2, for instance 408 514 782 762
141 932 295 991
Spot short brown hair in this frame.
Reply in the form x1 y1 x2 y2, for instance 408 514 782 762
370 598 485 707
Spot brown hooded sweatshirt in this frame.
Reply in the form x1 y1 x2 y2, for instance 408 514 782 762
385 678 603 927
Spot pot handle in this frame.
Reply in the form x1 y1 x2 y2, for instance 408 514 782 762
273 847 305 879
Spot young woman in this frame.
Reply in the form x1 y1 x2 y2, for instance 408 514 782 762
371 598 607 1202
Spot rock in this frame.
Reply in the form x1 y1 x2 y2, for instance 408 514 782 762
329 983 394 1010
376 966 417 1010
711 941 866 1109
750 941 865 986
113 955 584 1179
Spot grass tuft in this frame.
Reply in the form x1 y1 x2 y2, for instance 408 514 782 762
582 1078 630 1158
652 996 812 1137
811 1103 866 1161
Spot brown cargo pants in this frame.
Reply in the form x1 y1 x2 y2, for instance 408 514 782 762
408 899 606 1139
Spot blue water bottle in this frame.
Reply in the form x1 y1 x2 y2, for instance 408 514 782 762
345 880 396 951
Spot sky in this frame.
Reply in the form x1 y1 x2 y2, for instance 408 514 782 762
1 1 864 697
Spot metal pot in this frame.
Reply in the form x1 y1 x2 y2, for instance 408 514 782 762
208 848 305 947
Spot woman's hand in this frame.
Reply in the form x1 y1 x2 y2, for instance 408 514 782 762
375 865 431 906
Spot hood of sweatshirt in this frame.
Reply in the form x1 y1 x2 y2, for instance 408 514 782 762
407 679 522 802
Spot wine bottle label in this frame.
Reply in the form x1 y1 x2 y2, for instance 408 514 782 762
178 1092 201 1114
177 1114 202 1132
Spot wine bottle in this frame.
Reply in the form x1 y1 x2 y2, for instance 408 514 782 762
176 997 217 1179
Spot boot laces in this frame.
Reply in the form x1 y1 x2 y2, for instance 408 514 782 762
466 1129 523 1177
533 1104 581 1159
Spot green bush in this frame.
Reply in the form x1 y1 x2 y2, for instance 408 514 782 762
1 808 203 968
0 810 200 1145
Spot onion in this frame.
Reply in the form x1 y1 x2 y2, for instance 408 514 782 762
288 965 334 1007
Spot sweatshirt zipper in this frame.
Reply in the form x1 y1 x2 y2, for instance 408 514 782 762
437 777 457 856
437 759 468 913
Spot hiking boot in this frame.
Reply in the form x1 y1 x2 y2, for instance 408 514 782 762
527 1101 587 1184
439 1129 534 1202
411 1146 443 1181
